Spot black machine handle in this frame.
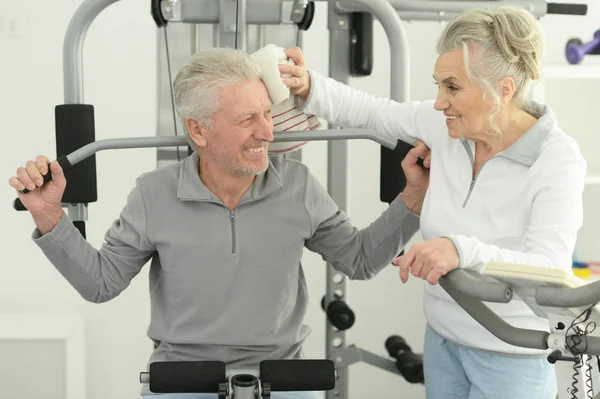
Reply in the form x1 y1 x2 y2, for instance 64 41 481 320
547 3 588 15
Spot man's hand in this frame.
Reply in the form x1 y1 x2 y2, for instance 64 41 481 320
400 140 431 215
392 238 459 285
8 155 66 234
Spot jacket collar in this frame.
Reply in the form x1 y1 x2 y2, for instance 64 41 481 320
460 101 555 167
176 152 283 203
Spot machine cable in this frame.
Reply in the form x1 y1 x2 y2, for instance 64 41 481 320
235 0 240 49
564 304 597 399
162 26 181 161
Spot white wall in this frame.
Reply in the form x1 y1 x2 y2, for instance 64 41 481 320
1 0 156 398
1 1 600 398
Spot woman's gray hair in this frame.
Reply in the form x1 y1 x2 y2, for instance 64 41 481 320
437 7 544 136
173 48 262 149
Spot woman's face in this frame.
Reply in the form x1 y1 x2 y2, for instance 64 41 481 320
433 49 493 140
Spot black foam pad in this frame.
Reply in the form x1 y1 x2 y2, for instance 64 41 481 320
380 141 411 204
149 361 226 393
259 360 335 392
55 104 97 204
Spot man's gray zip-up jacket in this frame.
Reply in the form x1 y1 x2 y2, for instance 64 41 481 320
32 152 420 369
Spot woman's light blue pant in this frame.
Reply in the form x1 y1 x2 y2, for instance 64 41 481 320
142 392 322 399
424 325 557 399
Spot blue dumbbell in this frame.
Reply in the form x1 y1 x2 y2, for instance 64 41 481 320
566 29 600 65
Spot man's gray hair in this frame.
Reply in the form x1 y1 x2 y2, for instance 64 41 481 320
173 48 262 149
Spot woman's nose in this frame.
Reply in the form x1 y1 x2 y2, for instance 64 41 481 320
434 94 449 111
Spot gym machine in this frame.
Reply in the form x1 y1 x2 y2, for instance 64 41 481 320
134 264 600 399
12 0 590 398
442 262 600 399
566 29 600 65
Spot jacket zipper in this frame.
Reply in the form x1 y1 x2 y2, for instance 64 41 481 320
461 141 494 208
229 210 237 255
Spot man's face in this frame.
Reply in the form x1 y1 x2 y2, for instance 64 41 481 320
198 79 274 177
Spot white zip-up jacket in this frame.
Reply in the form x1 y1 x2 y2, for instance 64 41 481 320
303 71 587 355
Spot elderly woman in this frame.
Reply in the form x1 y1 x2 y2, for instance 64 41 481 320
281 7 586 399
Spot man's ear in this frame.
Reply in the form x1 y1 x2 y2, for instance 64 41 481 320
185 117 208 148
500 77 515 105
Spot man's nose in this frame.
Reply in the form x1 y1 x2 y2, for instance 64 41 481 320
255 116 274 142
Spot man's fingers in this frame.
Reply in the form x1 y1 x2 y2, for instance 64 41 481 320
26 160 44 187
410 141 431 160
423 150 432 168
8 176 25 191
35 155 50 175
17 166 36 191
49 160 65 183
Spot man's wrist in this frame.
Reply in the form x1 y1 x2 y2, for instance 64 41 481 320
33 211 64 235
400 190 423 216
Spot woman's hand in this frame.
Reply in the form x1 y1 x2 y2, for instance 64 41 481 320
392 238 460 285
280 47 311 99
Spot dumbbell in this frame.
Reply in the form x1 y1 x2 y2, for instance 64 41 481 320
566 29 600 65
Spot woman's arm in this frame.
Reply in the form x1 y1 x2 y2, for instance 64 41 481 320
281 47 436 147
302 71 431 146
394 146 586 284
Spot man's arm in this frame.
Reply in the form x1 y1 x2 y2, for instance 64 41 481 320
32 178 156 302
303 168 421 280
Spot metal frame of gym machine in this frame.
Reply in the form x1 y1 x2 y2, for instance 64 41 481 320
12 0 589 398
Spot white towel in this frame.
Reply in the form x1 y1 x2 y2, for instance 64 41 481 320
251 44 321 154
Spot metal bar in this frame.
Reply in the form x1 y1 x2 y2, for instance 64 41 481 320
342 0 409 102
274 129 397 149
334 346 401 376
335 0 549 18
57 129 396 167
325 3 351 397
566 337 600 357
439 276 550 350
62 0 120 221
172 0 561 24
536 280 600 308
216 0 248 50
179 0 282 24
444 269 513 303
67 136 187 166
63 0 120 104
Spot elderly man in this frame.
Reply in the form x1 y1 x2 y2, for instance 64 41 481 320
9 48 429 399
